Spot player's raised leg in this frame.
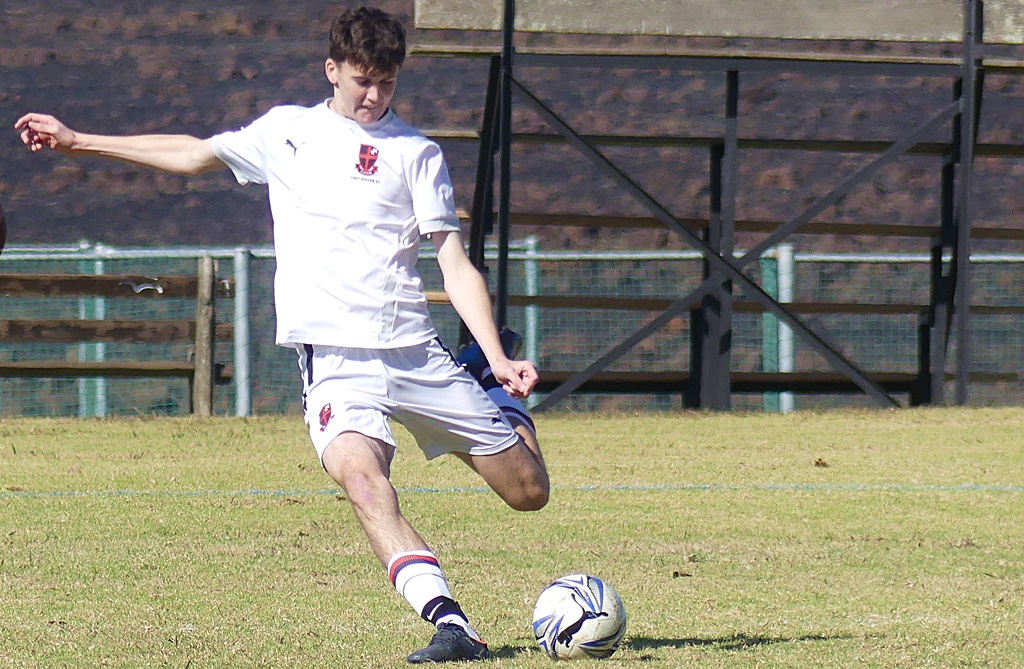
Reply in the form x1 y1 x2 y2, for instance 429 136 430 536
454 431 549 512
454 328 549 510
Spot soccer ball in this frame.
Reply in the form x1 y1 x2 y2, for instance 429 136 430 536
531 574 627 660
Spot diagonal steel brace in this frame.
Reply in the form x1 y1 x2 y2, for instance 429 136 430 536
516 74 960 410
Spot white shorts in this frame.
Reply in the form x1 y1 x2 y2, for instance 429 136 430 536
297 338 521 463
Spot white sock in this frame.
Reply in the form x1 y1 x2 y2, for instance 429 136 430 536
387 550 480 640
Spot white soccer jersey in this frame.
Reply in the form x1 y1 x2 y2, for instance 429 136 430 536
211 102 460 348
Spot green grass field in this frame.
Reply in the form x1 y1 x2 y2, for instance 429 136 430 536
2 409 1023 668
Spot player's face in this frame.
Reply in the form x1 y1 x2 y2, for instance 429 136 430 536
325 59 398 124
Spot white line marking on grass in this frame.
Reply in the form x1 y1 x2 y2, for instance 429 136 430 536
1 482 1023 499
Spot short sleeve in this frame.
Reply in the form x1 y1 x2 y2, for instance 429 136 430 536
210 111 277 186
409 142 460 235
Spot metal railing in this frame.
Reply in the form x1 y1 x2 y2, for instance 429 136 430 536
4 242 1024 415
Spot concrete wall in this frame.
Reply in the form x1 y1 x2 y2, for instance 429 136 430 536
415 0 1024 44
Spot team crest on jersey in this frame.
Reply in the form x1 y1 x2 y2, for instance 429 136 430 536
319 403 334 432
356 144 380 175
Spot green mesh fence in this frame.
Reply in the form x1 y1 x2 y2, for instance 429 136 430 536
1 244 1022 416
0 251 236 417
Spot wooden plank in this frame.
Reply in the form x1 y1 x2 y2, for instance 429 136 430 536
0 361 196 378
534 370 1016 394
0 274 197 298
0 263 236 413
533 371 921 394
424 292 1024 315
0 361 234 382
0 274 235 299
416 0 1024 44
0 320 234 344
412 44 1024 73
447 209 1024 240
427 129 1024 160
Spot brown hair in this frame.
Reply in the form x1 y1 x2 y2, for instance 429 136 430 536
328 6 406 75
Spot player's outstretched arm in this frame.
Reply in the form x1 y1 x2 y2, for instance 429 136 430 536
14 113 225 177
433 229 539 399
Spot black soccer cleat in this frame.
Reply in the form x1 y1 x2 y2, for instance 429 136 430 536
406 623 490 664
456 328 524 384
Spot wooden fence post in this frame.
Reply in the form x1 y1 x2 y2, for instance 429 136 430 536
193 256 215 417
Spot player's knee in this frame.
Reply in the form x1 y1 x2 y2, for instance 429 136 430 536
338 468 394 513
523 484 550 512
507 474 550 512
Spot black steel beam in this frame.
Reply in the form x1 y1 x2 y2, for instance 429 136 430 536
697 70 739 410
466 0 984 412
462 56 502 348
515 78 967 410
434 131 1024 159
495 0 515 329
523 72 962 410
515 52 961 78
468 56 501 268
953 0 982 404
738 102 958 265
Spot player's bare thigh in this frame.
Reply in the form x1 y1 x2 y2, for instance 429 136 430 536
454 433 549 512
321 431 430 563
321 431 395 490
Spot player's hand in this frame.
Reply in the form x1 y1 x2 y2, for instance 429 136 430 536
14 113 77 153
491 358 539 399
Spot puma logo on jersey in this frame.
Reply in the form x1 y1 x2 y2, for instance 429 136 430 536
285 139 304 156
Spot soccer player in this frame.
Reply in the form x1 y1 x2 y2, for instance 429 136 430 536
15 6 548 663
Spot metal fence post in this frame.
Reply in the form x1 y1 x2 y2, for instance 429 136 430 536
777 244 795 413
233 248 252 417
760 249 780 412
523 235 540 409
78 248 107 417
759 244 795 413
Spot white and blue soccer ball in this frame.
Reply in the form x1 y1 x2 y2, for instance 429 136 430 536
531 573 627 660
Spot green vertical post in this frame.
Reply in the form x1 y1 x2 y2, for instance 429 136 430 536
78 253 106 417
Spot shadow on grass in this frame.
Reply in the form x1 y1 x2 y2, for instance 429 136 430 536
489 644 534 659
489 633 848 660
626 632 851 653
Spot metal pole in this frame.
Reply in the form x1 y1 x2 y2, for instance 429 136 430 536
699 142 724 408
233 248 252 417
523 235 540 363
468 55 502 272
777 243 795 413
760 243 794 413
954 0 981 404
523 235 540 409
760 250 780 412
78 251 106 418
518 79 952 408
717 70 738 410
496 0 515 327
462 55 502 348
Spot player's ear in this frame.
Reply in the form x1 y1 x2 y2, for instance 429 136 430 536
325 58 338 85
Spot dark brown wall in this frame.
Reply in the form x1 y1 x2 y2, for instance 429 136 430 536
3 1 1024 253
